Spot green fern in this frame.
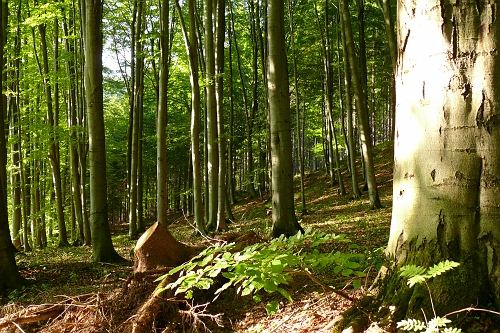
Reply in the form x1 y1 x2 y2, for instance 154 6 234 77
397 261 463 333
426 261 460 279
397 318 426 331
400 260 460 288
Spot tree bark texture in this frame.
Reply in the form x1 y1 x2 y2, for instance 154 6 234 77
157 0 169 226
340 0 381 208
0 0 23 292
387 0 500 313
83 0 123 263
267 0 303 238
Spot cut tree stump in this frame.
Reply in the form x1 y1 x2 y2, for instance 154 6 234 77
133 222 198 273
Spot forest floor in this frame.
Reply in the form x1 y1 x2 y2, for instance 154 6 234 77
0 142 395 333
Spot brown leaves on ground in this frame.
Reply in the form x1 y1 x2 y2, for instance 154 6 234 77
1 144 395 332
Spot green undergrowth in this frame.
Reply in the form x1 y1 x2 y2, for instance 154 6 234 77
157 229 368 315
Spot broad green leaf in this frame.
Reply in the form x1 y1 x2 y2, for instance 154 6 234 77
265 301 279 315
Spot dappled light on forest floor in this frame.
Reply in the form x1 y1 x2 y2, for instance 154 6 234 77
1 144 396 332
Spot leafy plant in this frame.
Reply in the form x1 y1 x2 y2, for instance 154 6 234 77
397 260 462 333
156 229 366 315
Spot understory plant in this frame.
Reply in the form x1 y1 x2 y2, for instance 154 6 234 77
397 260 462 333
156 229 366 314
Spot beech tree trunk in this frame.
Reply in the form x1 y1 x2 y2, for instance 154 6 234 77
267 0 303 238
82 0 123 263
385 0 500 316
340 0 381 208
215 0 227 231
176 0 205 235
38 22 69 247
157 0 169 226
0 0 23 293
205 0 219 230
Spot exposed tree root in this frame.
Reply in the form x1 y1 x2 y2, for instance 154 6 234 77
129 279 177 333
0 293 102 333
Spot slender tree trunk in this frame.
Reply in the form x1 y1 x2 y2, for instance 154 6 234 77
176 0 206 235
205 0 219 230
377 0 396 139
38 21 69 246
288 0 306 213
157 0 169 226
340 0 380 208
215 0 227 231
82 0 123 263
229 3 256 197
227 15 236 205
63 15 85 245
268 0 303 238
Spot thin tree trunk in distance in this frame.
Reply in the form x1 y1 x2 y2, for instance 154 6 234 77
175 0 205 235
340 0 380 207
38 21 69 247
377 0 396 139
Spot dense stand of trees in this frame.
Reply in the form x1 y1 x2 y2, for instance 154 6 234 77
0 0 417 292
0 0 395 249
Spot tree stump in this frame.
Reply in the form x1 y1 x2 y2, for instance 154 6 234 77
133 222 197 273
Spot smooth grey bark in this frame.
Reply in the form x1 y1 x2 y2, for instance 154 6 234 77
8 0 22 248
37 21 69 247
157 0 169 226
63 14 85 245
340 23 361 198
215 0 227 231
0 0 23 293
205 0 219 230
176 0 206 235
82 0 123 263
227 15 236 205
129 0 145 239
340 0 381 208
288 0 306 213
376 0 396 139
268 0 303 238
385 0 500 315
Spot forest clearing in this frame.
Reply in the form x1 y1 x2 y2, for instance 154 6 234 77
1 0 499 332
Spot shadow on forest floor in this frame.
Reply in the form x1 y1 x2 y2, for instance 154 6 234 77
1 142 395 332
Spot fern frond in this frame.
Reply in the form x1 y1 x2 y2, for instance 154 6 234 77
397 318 426 331
443 328 463 333
426 260 460 278
400 265 427 278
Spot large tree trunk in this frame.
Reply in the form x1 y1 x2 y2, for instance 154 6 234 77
267 0 303 238
0 0 23 293
82 0 123 263
385 0 500 316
